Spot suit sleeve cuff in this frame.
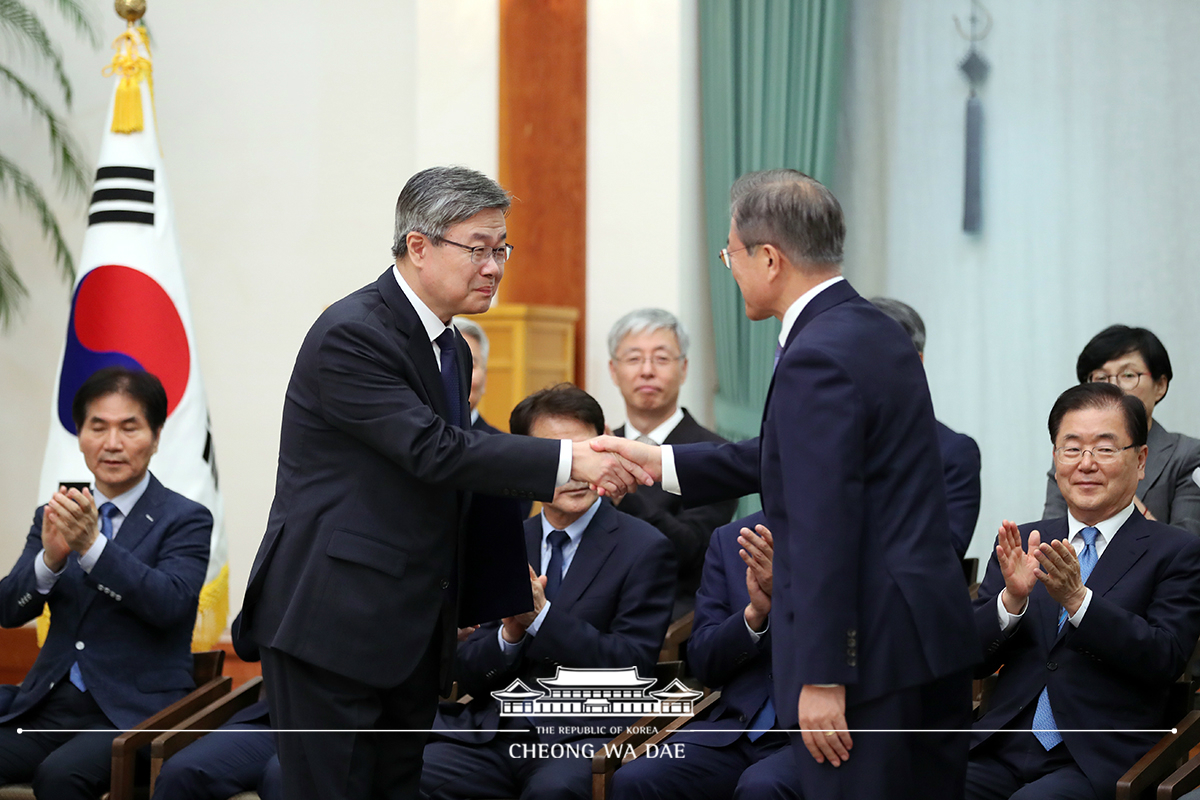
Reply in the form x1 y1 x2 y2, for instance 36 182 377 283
556 440 572 487
661 445 681 495
77 534 106 573
34 550 64 594
1067 588 1092 627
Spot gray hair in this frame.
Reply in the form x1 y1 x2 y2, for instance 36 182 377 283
452 316 489 363
391 166 511 259
869 297 926 354
607 308 690 359
730 169 845 266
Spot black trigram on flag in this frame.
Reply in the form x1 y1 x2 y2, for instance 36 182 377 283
88 166 155 226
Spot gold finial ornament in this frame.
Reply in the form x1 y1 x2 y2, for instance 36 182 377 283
114 0 146 22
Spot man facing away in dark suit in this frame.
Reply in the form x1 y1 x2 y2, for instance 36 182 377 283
869 296 983 559
595 169 977 799
0 366 212 799
240 167 650 800
420 384 676 800
612 512 802 800
606 308 738 612
968 382 1200 800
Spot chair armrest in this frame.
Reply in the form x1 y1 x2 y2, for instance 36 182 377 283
590 690 724 800
658 612 694 663
1159 751 1200 800
149 677 265 793
108 676 232 800
624 691 724 763
1116 710 1200 800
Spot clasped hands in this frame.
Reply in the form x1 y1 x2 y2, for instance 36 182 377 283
572 436 664 500
41 486 103 572
996 519 1087 618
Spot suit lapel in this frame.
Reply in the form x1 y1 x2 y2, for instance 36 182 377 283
376 269 454 423
763 279 859 415
1140 422 1174 497
1084 514 1149 599
553 502 619 612
525 520 542 572
74 475 165 618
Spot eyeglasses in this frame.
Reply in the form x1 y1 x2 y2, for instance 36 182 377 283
438 238 514 266
614 352 684 369
1054 444 1136 464
1088 371 1147 391
718 246 751 269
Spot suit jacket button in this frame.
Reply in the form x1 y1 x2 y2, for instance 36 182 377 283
1046 661 1058 671
738 714 747 723
75 641 85 650
441 579 450 589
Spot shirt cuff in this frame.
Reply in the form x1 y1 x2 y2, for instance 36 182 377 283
77 534 106 573
498 626 527 662
1067 588 1093 627
661 445 681 495
34 549 65 594
745 614 769 643
997 589 1027 632
525 601 552 638
556 440 572 488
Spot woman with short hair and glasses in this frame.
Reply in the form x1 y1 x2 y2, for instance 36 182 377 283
1043 325 1200 533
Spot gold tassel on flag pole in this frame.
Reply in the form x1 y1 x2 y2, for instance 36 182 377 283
104 0 151 134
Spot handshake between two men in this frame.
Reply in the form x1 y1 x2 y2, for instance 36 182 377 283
570 437 664 499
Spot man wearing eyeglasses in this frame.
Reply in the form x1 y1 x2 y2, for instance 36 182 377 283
606 309 737 613
968 382 1200 800
592 170 976 799
239 166 651 800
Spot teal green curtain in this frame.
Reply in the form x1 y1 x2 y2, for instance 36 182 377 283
699 0 847 513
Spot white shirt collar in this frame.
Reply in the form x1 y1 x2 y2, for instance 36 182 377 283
778 274 845 348
1066 500 1136 555
470 408 481 425
624 408 685 445
94 471 152 520
392 264 453 344
541 496 603 542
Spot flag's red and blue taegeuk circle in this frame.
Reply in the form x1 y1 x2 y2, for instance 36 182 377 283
57 264 190 435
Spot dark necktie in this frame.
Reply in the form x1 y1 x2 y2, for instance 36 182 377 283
1032 526 1100 749
69 502 119 693
435 329 463 428
544 530 570 602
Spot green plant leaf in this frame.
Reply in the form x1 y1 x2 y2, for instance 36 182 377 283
0 151 76 288
0 0 72 107
0 229 30 329
42 0 98 47
0 64 90 199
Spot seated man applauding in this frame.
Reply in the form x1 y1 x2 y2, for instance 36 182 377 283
421 384 676 800
968 382 1200 800
0 366 212 799
612 512 798 800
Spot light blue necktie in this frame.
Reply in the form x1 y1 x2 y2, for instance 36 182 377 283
773 344 783 372
68 502 118 693
748 696 775 742
1032 526 1099 749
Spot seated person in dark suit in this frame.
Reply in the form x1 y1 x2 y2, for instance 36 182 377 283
611 512 800 800
1043 324 1200 534
606 308 737 610
0 366 212 799
455 315 532 518
149 613 281 800
453 316 502 434
968 382 1200 800
420 384 677 800
871 297 982 558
